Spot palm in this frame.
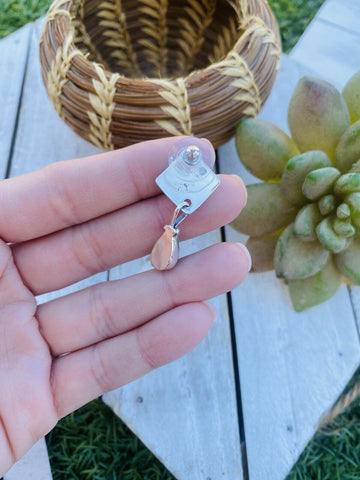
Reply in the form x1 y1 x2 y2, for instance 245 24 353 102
0 138 249 476
0 247 57 466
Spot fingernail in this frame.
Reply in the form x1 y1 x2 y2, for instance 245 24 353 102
236 243 252 272
231 175 247 207
204 301 218 323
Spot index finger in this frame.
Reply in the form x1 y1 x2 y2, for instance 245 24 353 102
0 137 214 243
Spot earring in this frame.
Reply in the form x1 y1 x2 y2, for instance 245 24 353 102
151 140 220 271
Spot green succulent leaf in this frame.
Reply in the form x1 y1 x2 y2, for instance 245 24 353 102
281 151 332 206
343 70 360 124
235 119 299 181
288 76 350 159
275 224 330 280
335 120 360 172
335 238 360 284
231 183 297 237
316 216 350 253
336 203 351 219
334 172 360 196
346 192 360 228
288 258 342 312
346 192 360 211
246 232 281 272
349 160 360 173
293 203 323 241
333 217 355 238
302 167 341 200
318 194 336 216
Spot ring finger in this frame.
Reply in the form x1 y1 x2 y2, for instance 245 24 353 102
37 242 250 356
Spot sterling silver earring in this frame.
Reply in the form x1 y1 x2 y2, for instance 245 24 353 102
151 140 220 271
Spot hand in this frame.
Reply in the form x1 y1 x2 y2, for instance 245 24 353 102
0 137 249 476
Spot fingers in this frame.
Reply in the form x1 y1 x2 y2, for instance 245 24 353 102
0 137 214 243
52 302 216 418
37 243 250 356
13 175 246 294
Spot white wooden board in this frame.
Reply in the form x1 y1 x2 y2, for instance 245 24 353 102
220 137 360 480
317 0 360 35
3 19 103 480
104 235 244 479
217 4 360 475
3 1 360 479
9 20 106 304
0 24 32 178
291 16 360 88
290 0 360 388
4 439 52 480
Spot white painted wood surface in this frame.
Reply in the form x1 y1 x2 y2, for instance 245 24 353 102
2 1 360 479
291 1 360 88
103 232 243 480
4 439 52 480
1 16 243 480
3 20 103 480
291 0 360 346
0 23 32 179
317 0 360 34
10 20 105 306
218 3 360 478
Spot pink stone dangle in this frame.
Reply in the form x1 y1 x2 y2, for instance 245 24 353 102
150 141 220 271
150 201 189 271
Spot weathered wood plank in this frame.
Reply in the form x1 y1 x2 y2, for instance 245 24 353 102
0 23 32 178
218 54 360 480
4 19 104 480
10 19 106 303
104 231 244 479
291 18 360 88
4 439 52 480
6 17 243 480
317 0 360 34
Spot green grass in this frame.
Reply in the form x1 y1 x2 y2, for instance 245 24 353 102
286 368 360 480
0 0 50 38
46 399 174 480
267 0 326 52
6 1 360 479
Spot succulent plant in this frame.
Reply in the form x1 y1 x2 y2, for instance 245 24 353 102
233 71 360 311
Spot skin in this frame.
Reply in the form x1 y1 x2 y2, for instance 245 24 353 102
0 137 249 476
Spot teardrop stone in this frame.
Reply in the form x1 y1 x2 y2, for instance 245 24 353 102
151 226 179 270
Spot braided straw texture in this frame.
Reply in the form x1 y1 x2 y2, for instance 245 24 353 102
318 371 360 433
39 0 281 150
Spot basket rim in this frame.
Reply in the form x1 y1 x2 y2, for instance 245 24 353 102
39 0 282 150
41 0 281 87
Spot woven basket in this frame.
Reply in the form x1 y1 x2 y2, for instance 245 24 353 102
39 0 281 150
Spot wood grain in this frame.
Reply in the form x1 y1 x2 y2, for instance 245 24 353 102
317 0 360 35
0 24 32 178
4 19 104 480
291 18 360 88
4 439 52 480
218 50 360 480
104 231 244 480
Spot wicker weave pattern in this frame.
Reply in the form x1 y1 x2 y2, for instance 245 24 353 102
151 77 193 135
40 0 281 150
47 33 80 117
138 0 168 76
88 63 120 149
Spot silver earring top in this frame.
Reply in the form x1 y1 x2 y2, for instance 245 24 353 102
150 140 220 271
156 142 220 215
